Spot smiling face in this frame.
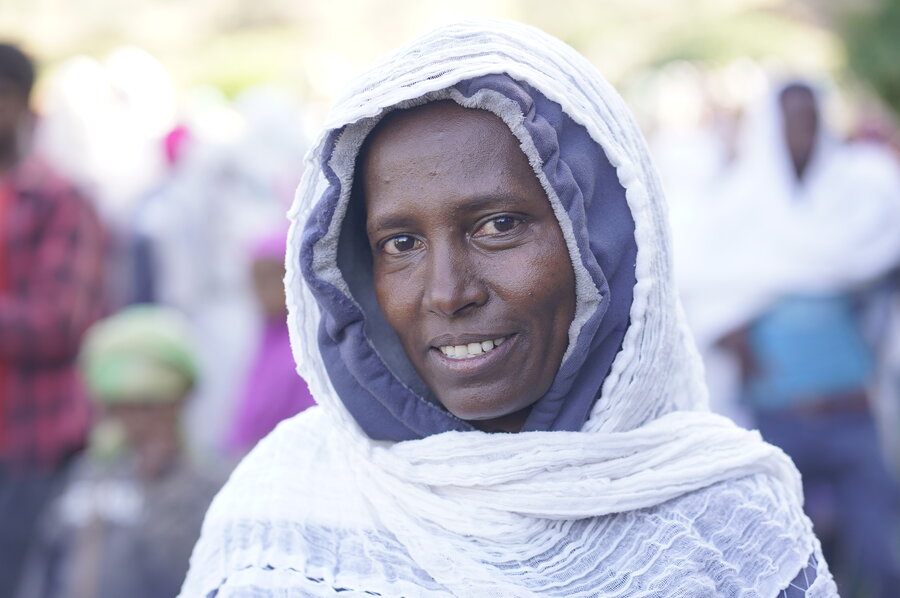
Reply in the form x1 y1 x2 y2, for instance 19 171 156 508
360 100 576 432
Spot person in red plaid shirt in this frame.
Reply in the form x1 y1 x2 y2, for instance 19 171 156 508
0 43 107 597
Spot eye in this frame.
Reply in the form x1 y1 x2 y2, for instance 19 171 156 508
473 215 521 237
381 235 422 255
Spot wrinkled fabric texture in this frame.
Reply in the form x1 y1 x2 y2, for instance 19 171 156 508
181 21 836 597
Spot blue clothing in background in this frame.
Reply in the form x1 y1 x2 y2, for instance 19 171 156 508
747 294 872 411
758 410 900 596
745 291 900 597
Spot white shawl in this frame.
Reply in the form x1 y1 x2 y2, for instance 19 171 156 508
181 20 836 598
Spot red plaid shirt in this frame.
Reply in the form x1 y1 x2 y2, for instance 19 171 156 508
0 156 106 469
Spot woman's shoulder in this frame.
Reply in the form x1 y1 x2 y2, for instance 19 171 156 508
182 427 831 598
179 407 389 596
203 407 366 523
655 471 806 530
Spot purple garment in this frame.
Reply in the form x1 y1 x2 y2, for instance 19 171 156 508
227 319 315 455
250 231 289 262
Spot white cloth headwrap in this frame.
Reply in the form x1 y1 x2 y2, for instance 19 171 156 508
676 80 900 346
181 20 836 598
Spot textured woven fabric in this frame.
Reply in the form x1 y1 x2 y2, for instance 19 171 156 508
181 20 837 597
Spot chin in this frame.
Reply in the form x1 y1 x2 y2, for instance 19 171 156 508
438 390 536 427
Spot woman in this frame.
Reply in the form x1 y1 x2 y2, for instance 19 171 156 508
226 231 315 456
182 21 836 597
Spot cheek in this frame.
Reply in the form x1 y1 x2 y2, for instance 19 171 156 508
486 235 576 321
373 267 418 333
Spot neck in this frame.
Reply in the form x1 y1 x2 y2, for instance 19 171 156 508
791 149 814 183
792 160 807 182
470 405 532 433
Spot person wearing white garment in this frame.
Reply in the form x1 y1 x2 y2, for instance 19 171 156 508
715 82 900 598
181 22 837 597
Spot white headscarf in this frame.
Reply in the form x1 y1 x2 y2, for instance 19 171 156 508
181 21 835 597
676 80 900 346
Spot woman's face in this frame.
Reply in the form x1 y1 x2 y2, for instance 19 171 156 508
361 101 576 432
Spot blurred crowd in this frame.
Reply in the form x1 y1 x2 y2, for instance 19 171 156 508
650 63 900 597
0 39 899 598
0 43 314 598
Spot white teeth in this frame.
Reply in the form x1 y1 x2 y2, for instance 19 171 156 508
438 337 508 359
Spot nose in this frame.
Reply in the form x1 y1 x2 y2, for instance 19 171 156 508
422 241 488 317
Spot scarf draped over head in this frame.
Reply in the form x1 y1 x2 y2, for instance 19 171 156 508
676 80 900 346
182 21 836 598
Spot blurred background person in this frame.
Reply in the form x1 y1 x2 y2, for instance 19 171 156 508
16 305 222 598
225 230 314 457
0 42 107 598
690 79 900 597
130 85 306 461
648 62 754 426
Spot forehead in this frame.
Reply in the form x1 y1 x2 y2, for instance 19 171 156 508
359 101 542 216
363 101 520 170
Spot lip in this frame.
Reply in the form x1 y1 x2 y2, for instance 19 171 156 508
427 333 517 375
428 332 513 348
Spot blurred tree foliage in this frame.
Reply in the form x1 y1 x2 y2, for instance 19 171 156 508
0 0 847 101
648 10 831 67
839 0 900 117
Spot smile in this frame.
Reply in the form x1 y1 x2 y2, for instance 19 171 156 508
437 336 508 359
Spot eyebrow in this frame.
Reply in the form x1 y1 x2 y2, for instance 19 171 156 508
367 193 526 235
367 214 418 235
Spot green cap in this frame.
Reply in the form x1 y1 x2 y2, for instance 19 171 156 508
80 305 197 405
